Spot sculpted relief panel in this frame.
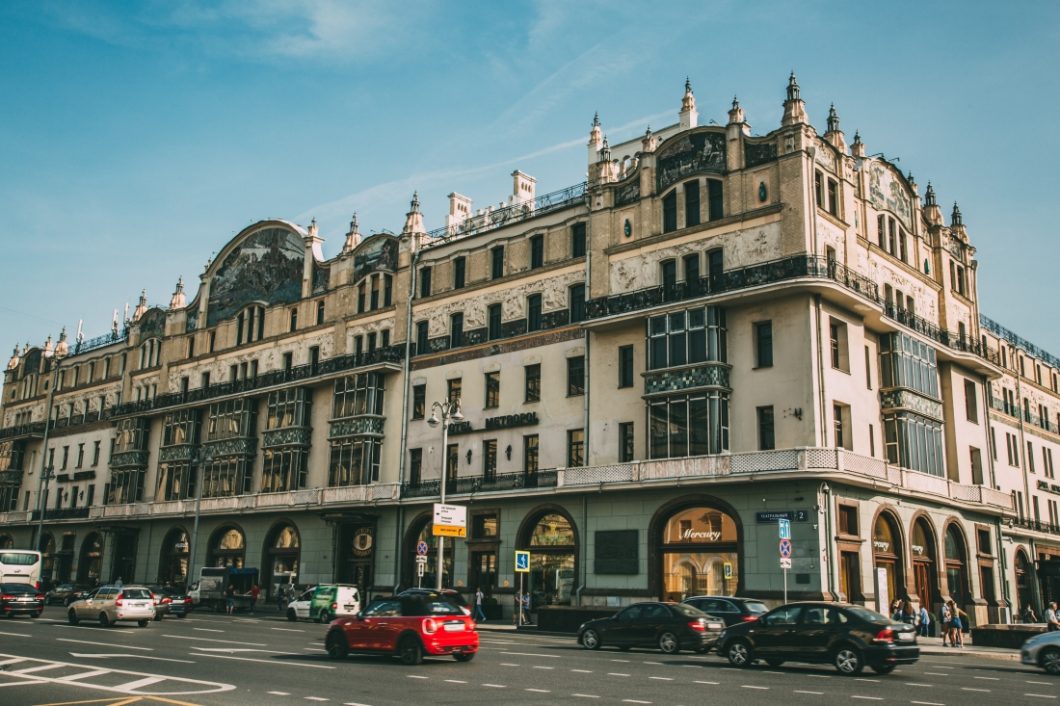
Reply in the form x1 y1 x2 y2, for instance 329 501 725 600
868 163 913 229
207 227 305 327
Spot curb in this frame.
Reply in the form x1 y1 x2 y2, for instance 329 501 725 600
919 646 1021 662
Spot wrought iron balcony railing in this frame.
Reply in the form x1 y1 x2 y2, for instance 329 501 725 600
981 315 1060 369
402 469 559 499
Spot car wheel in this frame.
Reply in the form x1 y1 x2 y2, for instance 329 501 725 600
67 609 79 625
765 659 785 667
453 652 475 662
833 645 864 675
725 639 754 668
287 609 297 622
98 613 111 628
325 630 349 660
398 636 424 666
137 619 149 628
580 629 602 650
871 665 896 675
1041 647 1060 675
658 631 680 654
317 610 328 624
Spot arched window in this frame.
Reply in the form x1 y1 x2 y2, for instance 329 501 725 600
263 523 300 596
403 514 450 590
207 526 246 568
77 533 103 585
911 517 938 611
873 512 905 610
659 505 739 601
158 527 190 586
944 523 969 606
138 338 161 369
1015 548 1033 617
519 511 577 608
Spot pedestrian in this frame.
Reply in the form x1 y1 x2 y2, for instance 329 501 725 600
939 601 953 646
948 600 964 647
891 598 903 621
900 597 915 625
1046 601 1060 632
277 585 288 611
918 604 931 638
1023 604 1039 624
225 583 236 615
249 583 260 614
473 587 487 622
522 592 532 625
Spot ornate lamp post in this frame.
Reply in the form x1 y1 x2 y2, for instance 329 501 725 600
32 330 69 553
426 398 462 590
185 445 215 589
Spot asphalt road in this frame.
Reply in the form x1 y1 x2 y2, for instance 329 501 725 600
0 606 1054 706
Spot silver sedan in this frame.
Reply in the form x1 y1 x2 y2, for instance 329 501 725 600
1022 630 1060 674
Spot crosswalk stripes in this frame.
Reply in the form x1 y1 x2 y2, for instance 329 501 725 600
0 652 235 696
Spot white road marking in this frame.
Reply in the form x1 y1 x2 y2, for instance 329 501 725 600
1029 681 1052 685
649 676 674 681
191 647 289 654
851 697 883 701
961 687 991 693
500 651 559 658
406 675 428 680
610 659 631 663
911 701 945 705
0 680 46 688
623 700 651 704
444 679 467 684
305 698 329 702
57 638 154 651
164 634 267 645
855 678 880 683
532 665 554 670
272 628 305 633
345 703 375 705
206 654 334 669
924 672 948 676
572 695 600 699
10 663 68 675
526 688 550 693
805 674 830 679
193 628 225 633
642 661 662 665
695 680 719 685
741 685 769 690
68 652 195 664
111 676 166 691
974 676 1000 681
55 669 110 682
500 662 519 667
905 683 933 687
1025 695 1057 700
482 683 507 688
0 631 29 638
572 668 593 673
795 691 823 696
268 691 290 696
933 665 954 669
608 672 630 677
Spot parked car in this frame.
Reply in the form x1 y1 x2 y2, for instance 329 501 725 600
145 585 193 620
67 585 156 627
682 595 769 627
716 602 919 675
577 601 724 654
64 587 93 606
0 582 45 618
325 594 479 665
397 588 470 614
286 584 360 623
1021 630 1060 674
45 583 90 606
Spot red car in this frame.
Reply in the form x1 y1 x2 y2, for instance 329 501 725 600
325 594 478 665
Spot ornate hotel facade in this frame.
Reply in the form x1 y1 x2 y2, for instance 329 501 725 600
2 75 1058 625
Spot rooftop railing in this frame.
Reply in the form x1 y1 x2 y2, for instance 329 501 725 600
981 315 1060 369
425 182 587 244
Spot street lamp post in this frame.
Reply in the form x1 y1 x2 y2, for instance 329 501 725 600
32 330 69 553
427 398 463 591
186 446 215 590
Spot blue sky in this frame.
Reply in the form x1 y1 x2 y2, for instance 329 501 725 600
1 1 1058 359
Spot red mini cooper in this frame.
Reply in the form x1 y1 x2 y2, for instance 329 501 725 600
325 594 479 665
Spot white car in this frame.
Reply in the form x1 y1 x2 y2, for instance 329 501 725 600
285 589 318 621
1022 630 1060 674
68 586 156 627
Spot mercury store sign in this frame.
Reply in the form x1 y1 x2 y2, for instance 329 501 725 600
683 528 722 542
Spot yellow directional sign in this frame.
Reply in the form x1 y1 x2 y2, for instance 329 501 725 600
433 524 467 538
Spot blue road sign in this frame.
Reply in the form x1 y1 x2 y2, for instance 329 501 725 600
515 550 530 573
778 518 791 540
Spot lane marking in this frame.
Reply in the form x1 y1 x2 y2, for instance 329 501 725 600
11 663 69 675
444 679 467 684
805 674 830 679
406 675 428 680
305 698 329 702
911 701 945 705
924 672 948 676
741 685 769 690
192 628 224 633
961 688 991 693
610 659 631 663
205 654 334 669
271 628 305 633
0 680 46 688
572 695 600 699
851 697 883 701
526 688 550 693
482 684 507 688
649 676 673 681
608 672 630 677
642 661 662 665
110 676 166 691
500 651 558 658
571 668 593 673
163 634 267 645
974 676 1000 681
345 703 375 705
68 652 195 664
57 639 154 651
268 692 290 696
532 665 554 670
795 691 823 696
695 680 719 685
905 683 933 687
1029 681 1052 685
500 663 519 667
855 678 880 683
623 700 652 704
0 631 30 638
1025 695 1058 700
54 669 110 682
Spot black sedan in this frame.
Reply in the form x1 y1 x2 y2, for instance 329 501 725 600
578 601 724 654
145 585 193 619
682 595 769 627
1 583 45 618
716 601 919 675
45 583 90 606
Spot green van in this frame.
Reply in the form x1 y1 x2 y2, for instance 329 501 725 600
288 584 361 623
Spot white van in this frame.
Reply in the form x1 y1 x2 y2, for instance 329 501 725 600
287 584 360 623
0 550 42 588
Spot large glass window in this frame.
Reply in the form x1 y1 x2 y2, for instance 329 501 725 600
649 392 729 458
333 373 385 419
524 512 576 607
648 306 726 370
660 506 739 601
884 412 944 476
328 438 381 486
207 526 245 568
880 333 940 399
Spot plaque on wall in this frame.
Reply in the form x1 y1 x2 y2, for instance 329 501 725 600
594 529 638 575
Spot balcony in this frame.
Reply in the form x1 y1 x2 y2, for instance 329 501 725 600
31 507 90 521
402 470 559 499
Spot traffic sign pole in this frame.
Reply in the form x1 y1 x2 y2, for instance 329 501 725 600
778 520 792 604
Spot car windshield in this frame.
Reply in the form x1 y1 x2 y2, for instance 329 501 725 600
364 599 402 617
0 584 35 594
121 588 152 600
402 598 465 617
671 604 706 618
744 601 768 614
845 606 890 623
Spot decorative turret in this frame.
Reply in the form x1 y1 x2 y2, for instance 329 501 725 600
111 309 120 337
781 71 808 126
923 183 943 226
6 345 19 371
679 77 698 129
343 213 362 254
728 96 745 126
42 335 53 358
308 217 319 239
133 289 148 322
402 192 425 236
951 202 963 227
641 125 657 153
851 130 865 158
54 327 69 359
587 112 603 164
600 136 611 163
823 103 846 152
169 277 186 309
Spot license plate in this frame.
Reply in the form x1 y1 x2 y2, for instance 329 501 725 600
897 632 915 641
343 605 355 610
443 622 465 632
127 601 148 608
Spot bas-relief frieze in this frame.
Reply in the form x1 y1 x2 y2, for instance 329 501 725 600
615 178 640 206
137 308 166 340
207 227 305 327
353 236 398 282
868 163 913 229
814 140 837 171
422 271 584 337
158 445 193 463
656 131 726 192
744 141 778 168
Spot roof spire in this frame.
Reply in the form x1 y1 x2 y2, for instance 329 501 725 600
781 71 807 126
402 192 425 236
787 71 800 101
169 276 186 310
951 201 963 227
925 182 937 205
827 103 840 133
679 76 698 128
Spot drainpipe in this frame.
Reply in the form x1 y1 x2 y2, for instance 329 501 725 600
995 518 1012 623
394 246 421 591
821 482 836 599
581 208 592 607
813 294 828 447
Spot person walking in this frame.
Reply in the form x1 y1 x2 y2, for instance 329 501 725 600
918 604 931 638
900 596 915 625
1023 604 1039 624
473 587 487 622
249 583 260 614
948 600 965 647
939 601 953 647
225 583 236 615
1045 601 1060 632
